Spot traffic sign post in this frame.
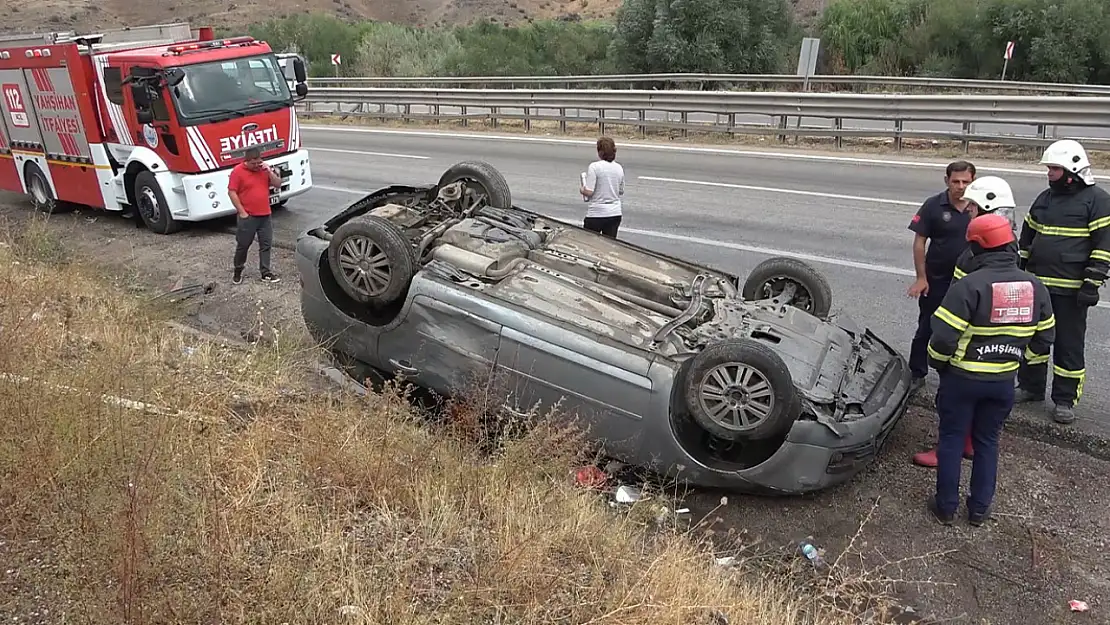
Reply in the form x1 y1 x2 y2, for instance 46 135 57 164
796 37 820 92
1001 41 1014 81
331 53 341 77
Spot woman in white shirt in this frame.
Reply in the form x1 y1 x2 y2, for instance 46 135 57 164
579 136 625 238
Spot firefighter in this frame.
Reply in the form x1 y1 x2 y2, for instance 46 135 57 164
926 213 1055 525
911 175 1020 468
1016 139 1110 424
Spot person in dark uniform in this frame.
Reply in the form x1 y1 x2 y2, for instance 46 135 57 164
1016 139 1110 424
906 161 977 394
926 213 1055 526
912 174 1019 468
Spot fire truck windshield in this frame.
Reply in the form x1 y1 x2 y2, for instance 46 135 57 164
170 54 292 123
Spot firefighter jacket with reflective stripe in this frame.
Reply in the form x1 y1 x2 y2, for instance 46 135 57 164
1018 183 1110 294
953 240 1021 281
928 248 1056 381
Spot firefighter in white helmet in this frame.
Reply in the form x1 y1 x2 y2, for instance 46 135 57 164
1015 139 1110 423
912 175 1020 468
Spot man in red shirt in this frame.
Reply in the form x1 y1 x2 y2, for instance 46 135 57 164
229 146 282 284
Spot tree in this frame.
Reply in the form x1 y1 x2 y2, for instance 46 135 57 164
609 0 797 75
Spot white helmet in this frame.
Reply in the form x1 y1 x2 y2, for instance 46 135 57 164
1040 139 1094 184
963 175 1015 212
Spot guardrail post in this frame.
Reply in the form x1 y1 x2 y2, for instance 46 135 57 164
894 120 904 152
404 104 411 125
638 110 646 137
491 107 499 129
462 105 468 128
962 122 972 153
433 104 440 125
728 113 735 138
777 115 787 143
680 112 688 138
599 109 606 134
835 118 843 149
524 107 531 132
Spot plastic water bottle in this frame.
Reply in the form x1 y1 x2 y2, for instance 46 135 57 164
799 541 825 568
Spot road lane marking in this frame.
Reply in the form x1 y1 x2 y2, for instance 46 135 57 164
639 176 921 206
301 124 1048 176
309 147 429 159
304 182 1110 310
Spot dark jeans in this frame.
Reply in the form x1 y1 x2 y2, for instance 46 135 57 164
583 215 622 238
909 276 952 379
934 370 1015 517
233 214 273 274
1018 291 1089 406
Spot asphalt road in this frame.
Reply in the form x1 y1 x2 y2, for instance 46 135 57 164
309 102 1110 142
280 124 1110 435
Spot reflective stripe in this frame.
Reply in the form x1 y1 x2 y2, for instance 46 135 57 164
1018 249 1030 258
1024 347 1050 365
1085 278 1104 287
953 266 967 280
1090 249 1110 263
1037 275 1083 289
1090 216 1110 231
1053 366 1085 379
927 345 950 362
951 359 1020 374
934 306 969 332
967 324 1035 337
1025 214 1092 237
1037 314 1056 331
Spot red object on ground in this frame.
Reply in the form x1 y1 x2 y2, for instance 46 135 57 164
912 435 975 468
574 465 608 489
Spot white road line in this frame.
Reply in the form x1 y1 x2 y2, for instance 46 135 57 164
639 175 921 206
303 182 1110 310
300 124 1048 176
309 147 429 159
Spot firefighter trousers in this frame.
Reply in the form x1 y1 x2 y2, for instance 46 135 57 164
1017 292 1088 407
934 370 1014 517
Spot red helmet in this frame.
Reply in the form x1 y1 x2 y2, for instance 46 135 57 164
967 213 1015 249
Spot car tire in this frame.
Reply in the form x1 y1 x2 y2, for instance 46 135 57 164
327 214 416 306
436 161 513 209
741 256 833 319
134 170 183 234
23 162 74 215
682 338 800 442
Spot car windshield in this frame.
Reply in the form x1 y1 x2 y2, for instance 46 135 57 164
170 54 291 121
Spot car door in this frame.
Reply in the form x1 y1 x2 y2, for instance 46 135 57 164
376 292 503 397
494 323 656 457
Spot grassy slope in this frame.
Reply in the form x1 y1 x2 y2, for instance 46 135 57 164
0 215 878 623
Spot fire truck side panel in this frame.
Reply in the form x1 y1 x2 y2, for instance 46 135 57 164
23 67 101 206
0 99 21 192
0 70 45 148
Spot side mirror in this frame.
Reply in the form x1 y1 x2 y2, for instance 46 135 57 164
295 82 308 97
130 84 151 109
293 57 307 84
165 68 185 87
136 109 154 125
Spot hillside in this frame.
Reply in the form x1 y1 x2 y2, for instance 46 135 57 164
3 0 829 35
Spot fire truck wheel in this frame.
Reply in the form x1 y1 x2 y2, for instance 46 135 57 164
133 171 183 235
23 163 73 215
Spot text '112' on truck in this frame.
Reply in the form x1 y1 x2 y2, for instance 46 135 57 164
0 22 313 234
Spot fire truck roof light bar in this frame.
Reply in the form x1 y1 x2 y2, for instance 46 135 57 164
165 36 257 55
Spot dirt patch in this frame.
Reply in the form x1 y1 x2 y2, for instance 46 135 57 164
0 197 1107 624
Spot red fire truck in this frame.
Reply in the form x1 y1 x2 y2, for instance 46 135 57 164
0 22 313 234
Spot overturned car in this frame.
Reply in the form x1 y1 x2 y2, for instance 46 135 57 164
295 161 912 495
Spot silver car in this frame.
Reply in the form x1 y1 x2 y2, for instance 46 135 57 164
295 161 912 495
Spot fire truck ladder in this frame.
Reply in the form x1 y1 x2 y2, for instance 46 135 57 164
0 22 196 51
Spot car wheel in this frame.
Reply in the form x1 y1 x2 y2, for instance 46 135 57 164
741 256 833 319
682 339 800 442
327 214 417 306
134 170 183 234
23 162 74 215
436 161 512 209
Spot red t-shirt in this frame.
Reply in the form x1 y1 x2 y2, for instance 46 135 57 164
228 163 274 217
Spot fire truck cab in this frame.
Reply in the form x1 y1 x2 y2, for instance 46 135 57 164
0 22 313 234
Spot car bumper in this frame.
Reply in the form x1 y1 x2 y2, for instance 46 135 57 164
165 149 314 221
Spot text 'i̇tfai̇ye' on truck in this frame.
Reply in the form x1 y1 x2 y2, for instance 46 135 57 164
0 22 313 234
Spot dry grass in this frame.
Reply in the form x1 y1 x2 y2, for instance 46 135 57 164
305 112 1110 169
0 214 915 624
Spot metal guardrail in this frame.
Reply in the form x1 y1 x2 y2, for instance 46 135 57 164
305 73 1110 96
298 87 1110 151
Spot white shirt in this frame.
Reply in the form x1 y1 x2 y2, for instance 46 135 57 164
583 159 625 218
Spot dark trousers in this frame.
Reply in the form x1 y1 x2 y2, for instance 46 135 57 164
934 370 1014 517
583 215 622 238
1018 292 1088 406
909 277 952 379
233 214 273 274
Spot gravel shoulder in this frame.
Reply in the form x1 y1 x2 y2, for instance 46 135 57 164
2 195 1106 624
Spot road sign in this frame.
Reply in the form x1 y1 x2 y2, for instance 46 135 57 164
331 53 341 65
796 38 820 93
1004 41 1015 60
